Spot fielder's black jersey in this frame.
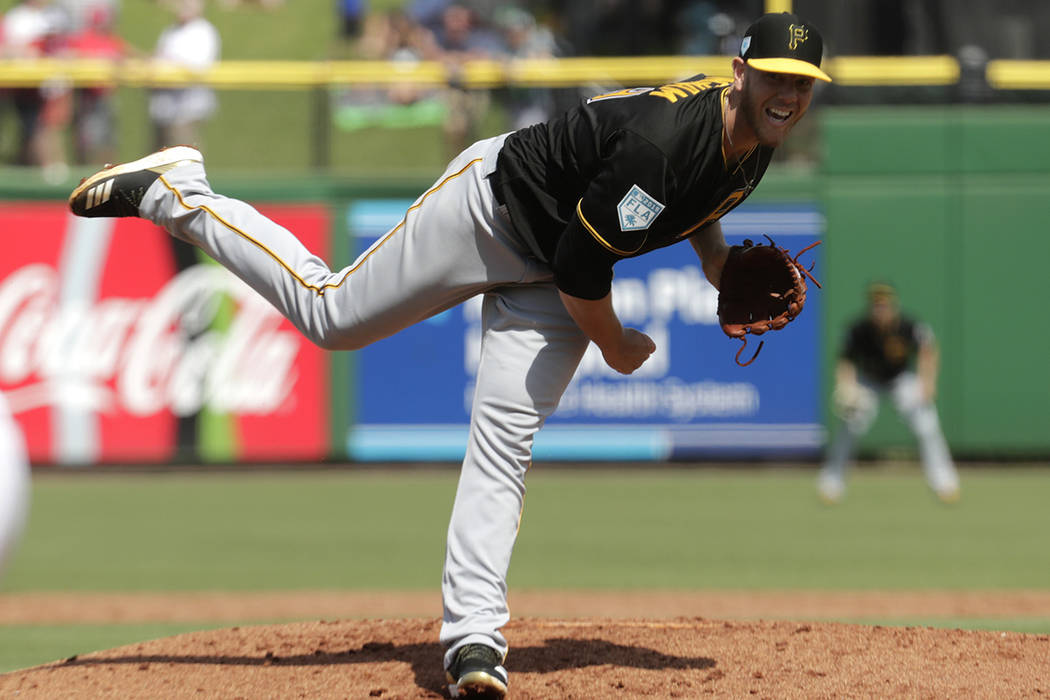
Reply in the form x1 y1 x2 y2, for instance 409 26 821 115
491 75 774 299
842 317 934 385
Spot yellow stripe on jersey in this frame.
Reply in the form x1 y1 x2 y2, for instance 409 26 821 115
677 189 748 239
349 157 483 280
649 77 731 104
158 157 485 296
576 199 646 256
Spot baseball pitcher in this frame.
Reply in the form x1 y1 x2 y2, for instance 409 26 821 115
70 12 830 698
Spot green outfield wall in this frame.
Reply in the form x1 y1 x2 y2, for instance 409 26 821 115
819 106 1050 456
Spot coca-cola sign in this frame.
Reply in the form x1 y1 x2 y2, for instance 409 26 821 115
2 203 330 464
2 263 300 417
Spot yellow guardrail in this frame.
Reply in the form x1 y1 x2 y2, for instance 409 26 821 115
0 55 1035 90
0 57 733 89
986 60 1050 90
822 55 959 86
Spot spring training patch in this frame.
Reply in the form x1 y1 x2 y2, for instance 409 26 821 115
617 184 665 232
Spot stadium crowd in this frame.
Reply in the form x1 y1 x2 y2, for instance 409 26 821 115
0 0 791 177
2 0 1049 178
0 0 226 180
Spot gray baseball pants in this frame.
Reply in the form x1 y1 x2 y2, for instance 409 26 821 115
138 133 589 667
818 371 960 497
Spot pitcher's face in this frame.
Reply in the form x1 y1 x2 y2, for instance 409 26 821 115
737 64 814 147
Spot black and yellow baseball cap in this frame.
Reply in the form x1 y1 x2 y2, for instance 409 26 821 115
739 12 832 83
867 281 898 302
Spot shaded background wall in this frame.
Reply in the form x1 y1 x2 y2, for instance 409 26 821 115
819 105 1050 456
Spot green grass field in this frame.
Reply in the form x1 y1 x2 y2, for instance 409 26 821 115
8 466 1050 593
1 465 1048 673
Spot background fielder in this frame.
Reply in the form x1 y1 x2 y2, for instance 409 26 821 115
818 282 961 504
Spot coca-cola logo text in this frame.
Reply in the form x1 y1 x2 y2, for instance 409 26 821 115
1 264 301 417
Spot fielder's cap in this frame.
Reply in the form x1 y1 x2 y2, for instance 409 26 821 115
739 12 832 83
867 281 898 301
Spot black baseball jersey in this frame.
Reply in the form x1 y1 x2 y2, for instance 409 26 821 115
842 317 934 385
490 75 774 299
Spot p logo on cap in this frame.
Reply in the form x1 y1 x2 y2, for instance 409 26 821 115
739 12 832 83
788 24 807 50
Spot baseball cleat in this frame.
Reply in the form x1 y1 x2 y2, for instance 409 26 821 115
445 643 508 699
68 145 203 218
936 487 961 504
816 477 844 505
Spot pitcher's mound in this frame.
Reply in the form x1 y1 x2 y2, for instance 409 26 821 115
1 617 1047 698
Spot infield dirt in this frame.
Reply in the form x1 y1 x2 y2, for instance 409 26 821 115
2 591 1048 698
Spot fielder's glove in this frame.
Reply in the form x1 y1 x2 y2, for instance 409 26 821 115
832 380 877 430
717 235 822 366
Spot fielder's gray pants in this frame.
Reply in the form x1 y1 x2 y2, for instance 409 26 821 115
818 372 960 497
139 133 589 667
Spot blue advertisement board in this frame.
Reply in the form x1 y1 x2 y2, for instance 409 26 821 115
346 200 824 461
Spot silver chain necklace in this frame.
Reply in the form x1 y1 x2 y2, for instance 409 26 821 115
723 101 760 192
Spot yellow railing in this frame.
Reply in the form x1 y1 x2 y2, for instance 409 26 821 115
0 57 732 89
0 55 1044 90
822 55 960 86
985 60 1050 90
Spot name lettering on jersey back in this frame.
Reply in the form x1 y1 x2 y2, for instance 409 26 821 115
587 86 655 103
649 78 730 104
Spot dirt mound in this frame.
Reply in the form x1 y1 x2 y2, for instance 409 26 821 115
2 617 1048 698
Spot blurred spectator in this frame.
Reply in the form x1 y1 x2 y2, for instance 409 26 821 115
149 0 220 150
562 0 674 56
677 2 720 55
1 0 50 167
1 0 72 180
217 0 284 8
65 4 128 164
338 0 367 42
333 9 444 132
677 3 749 57
358 8 440 104
55 0 120 33
817 282 961 505
433 3 502 158
493 6 557 130
408 0 450 34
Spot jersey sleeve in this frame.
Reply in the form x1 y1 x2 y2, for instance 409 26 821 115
552 130 676 299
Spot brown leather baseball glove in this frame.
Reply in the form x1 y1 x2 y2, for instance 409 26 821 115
717 235 822 366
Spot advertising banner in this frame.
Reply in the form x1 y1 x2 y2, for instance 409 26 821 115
346 200 824 461
2 203 330 464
